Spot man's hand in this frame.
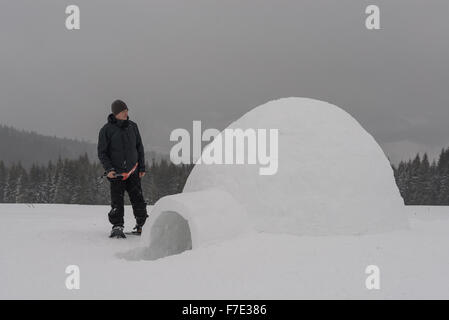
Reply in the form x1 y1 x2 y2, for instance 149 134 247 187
107 171 116 179
139 172 146 178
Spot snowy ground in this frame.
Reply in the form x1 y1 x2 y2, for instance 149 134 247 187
0 203 448 299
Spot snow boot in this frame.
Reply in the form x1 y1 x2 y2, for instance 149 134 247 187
109 226 126 239
131 225 143 235
124 225 143 236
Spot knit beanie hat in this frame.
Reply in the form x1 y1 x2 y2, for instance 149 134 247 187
111 99 128 115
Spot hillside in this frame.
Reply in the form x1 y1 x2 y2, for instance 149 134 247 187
0 124 167 169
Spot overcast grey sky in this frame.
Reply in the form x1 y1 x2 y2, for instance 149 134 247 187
0 0 448 164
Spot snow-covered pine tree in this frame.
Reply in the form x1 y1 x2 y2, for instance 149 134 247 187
4 164 20 203
49 158 63 203
0 160 6 203
54 158 73 203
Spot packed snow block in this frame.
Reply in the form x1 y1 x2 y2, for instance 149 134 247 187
140 188 251 259
184 97 409 236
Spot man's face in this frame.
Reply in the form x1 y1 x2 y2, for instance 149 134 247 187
115 109 128 120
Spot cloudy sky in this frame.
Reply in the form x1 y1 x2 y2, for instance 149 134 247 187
0 0 448 163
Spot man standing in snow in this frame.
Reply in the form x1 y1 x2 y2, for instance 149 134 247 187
97 99 148 238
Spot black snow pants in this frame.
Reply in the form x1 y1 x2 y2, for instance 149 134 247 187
107 171 148 228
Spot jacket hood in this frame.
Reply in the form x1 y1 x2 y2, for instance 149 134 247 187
107 113 129 128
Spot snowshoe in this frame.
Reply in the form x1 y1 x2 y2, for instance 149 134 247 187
125 225 143 236
109 226 126 239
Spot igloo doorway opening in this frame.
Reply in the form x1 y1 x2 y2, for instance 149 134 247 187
145 211 192 260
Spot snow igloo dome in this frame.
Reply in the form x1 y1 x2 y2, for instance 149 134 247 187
141 97 408 259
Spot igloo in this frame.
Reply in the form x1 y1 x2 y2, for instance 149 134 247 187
141 97 408 259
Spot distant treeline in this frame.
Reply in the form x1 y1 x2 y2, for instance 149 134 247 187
393 148 449 205
2 148 449 206
0 154 193 205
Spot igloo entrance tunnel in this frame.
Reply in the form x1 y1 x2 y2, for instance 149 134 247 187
140 97 409 259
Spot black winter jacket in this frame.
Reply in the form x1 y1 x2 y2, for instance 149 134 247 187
98 113 145 174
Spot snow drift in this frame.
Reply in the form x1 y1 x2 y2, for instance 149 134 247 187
141 97 408 259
